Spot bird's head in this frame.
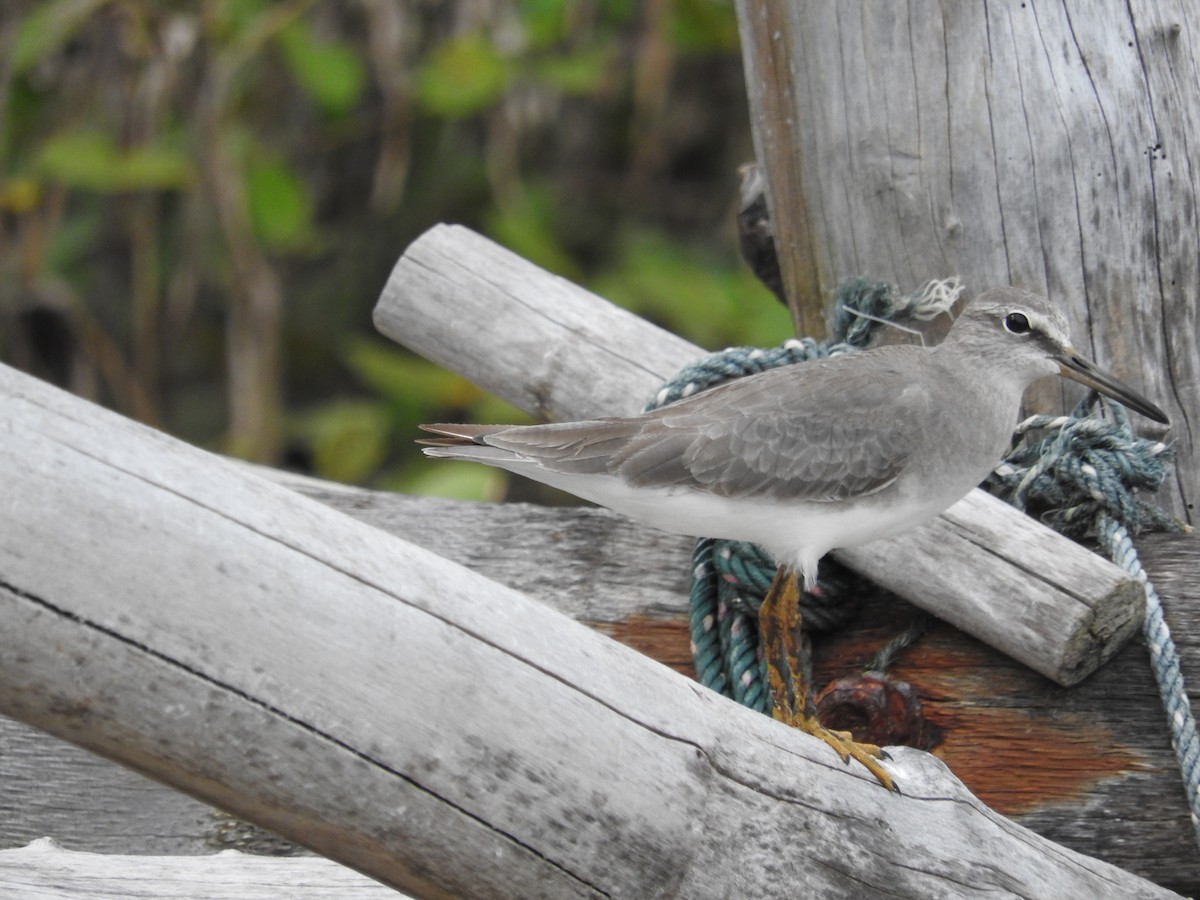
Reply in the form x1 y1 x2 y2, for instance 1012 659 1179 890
947 288 1169 425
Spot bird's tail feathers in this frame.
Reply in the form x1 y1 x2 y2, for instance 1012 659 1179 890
417 423 507 447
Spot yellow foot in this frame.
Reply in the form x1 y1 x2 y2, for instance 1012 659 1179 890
759 565 899 793
777 710 899 793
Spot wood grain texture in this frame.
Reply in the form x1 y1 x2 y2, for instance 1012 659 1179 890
2 470 1196 891
0 715 276 857
0 363 1181 898
266 473 1200 895
373 225 700 423
375 223 1146 686
0 840 393 899
734 0 1197 523
733 0 822 336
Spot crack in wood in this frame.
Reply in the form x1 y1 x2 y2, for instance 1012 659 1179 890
0 577 609 898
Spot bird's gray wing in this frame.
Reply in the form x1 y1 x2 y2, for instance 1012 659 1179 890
481 348 932 503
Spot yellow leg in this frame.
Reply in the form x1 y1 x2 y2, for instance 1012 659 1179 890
759 565 899 793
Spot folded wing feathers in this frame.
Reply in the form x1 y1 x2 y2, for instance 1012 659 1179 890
419 349 927 502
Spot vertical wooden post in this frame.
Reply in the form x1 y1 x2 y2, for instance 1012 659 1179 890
734 0 1198 522
734 2 826 338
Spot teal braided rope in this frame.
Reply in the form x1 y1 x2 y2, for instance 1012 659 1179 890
1102 514 1200 846
984 392 1197 848
663 278 962 712
687 538 729 698
687 539 773 711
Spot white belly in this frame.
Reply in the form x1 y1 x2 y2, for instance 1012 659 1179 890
498 460 957 583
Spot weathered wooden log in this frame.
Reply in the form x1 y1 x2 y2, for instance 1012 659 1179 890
374 223 1147 686
1 456 1194 887
0 839 392 899
4 473 1196 891
251 471 1200 895
734 0 1196 523
0 358 1180 896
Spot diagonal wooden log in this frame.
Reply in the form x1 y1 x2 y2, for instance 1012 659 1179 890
268 472 1200 892
0 356 1180 896
2 471 1197 889
373 223 1146 687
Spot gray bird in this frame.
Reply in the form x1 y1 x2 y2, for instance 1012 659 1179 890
422 288 1169 790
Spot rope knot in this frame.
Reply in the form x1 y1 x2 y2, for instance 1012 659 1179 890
983 392 1187 541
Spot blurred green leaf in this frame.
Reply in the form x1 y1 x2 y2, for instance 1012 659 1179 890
591 230 726 343
277 20 366 115
343 340 480 409
0 177 41 213
35 130 195 191
669 0 741 53
245 158 317 251
390 459 506 501
36 132 119 188
415 34 508 118
529 44 615 95
730 272 796 347
11 0 110 76
517 0 568 47
598 0 637 26
466 392 535 427
210 0 273 40
295 399 391 484
592 229 792 348
118 146 196 189
46 198 102 276
485 184 580 281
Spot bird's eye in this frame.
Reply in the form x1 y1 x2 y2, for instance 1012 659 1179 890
1004 312 1031 334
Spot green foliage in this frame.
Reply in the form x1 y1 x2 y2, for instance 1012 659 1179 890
245 156 319 252
277 19 366 116
592 229 792 349
209 0 274 38
669 0 741 53
343 339 480 422
415 35 509 118
484 183 582 282
295 399 391 484
35 130 195 192
1 0 761 499
45 199 104 276
516 0 570 47
336 338 533 496
527 43 615 94
392 459 507 502
10 0 111 76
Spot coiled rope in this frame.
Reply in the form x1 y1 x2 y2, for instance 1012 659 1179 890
655 280 1198 846
985 397 1196 844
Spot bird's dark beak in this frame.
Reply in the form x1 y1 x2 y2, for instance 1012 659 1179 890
1056 348 1170 425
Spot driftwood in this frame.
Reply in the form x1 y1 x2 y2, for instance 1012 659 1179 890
3 470 1196 891
0 351 1183 895
248 472 1200 894
0 839 390 899
734 0 1196 524
375 223 1146 687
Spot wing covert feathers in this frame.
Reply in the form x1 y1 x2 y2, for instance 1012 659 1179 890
419 348 930 503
